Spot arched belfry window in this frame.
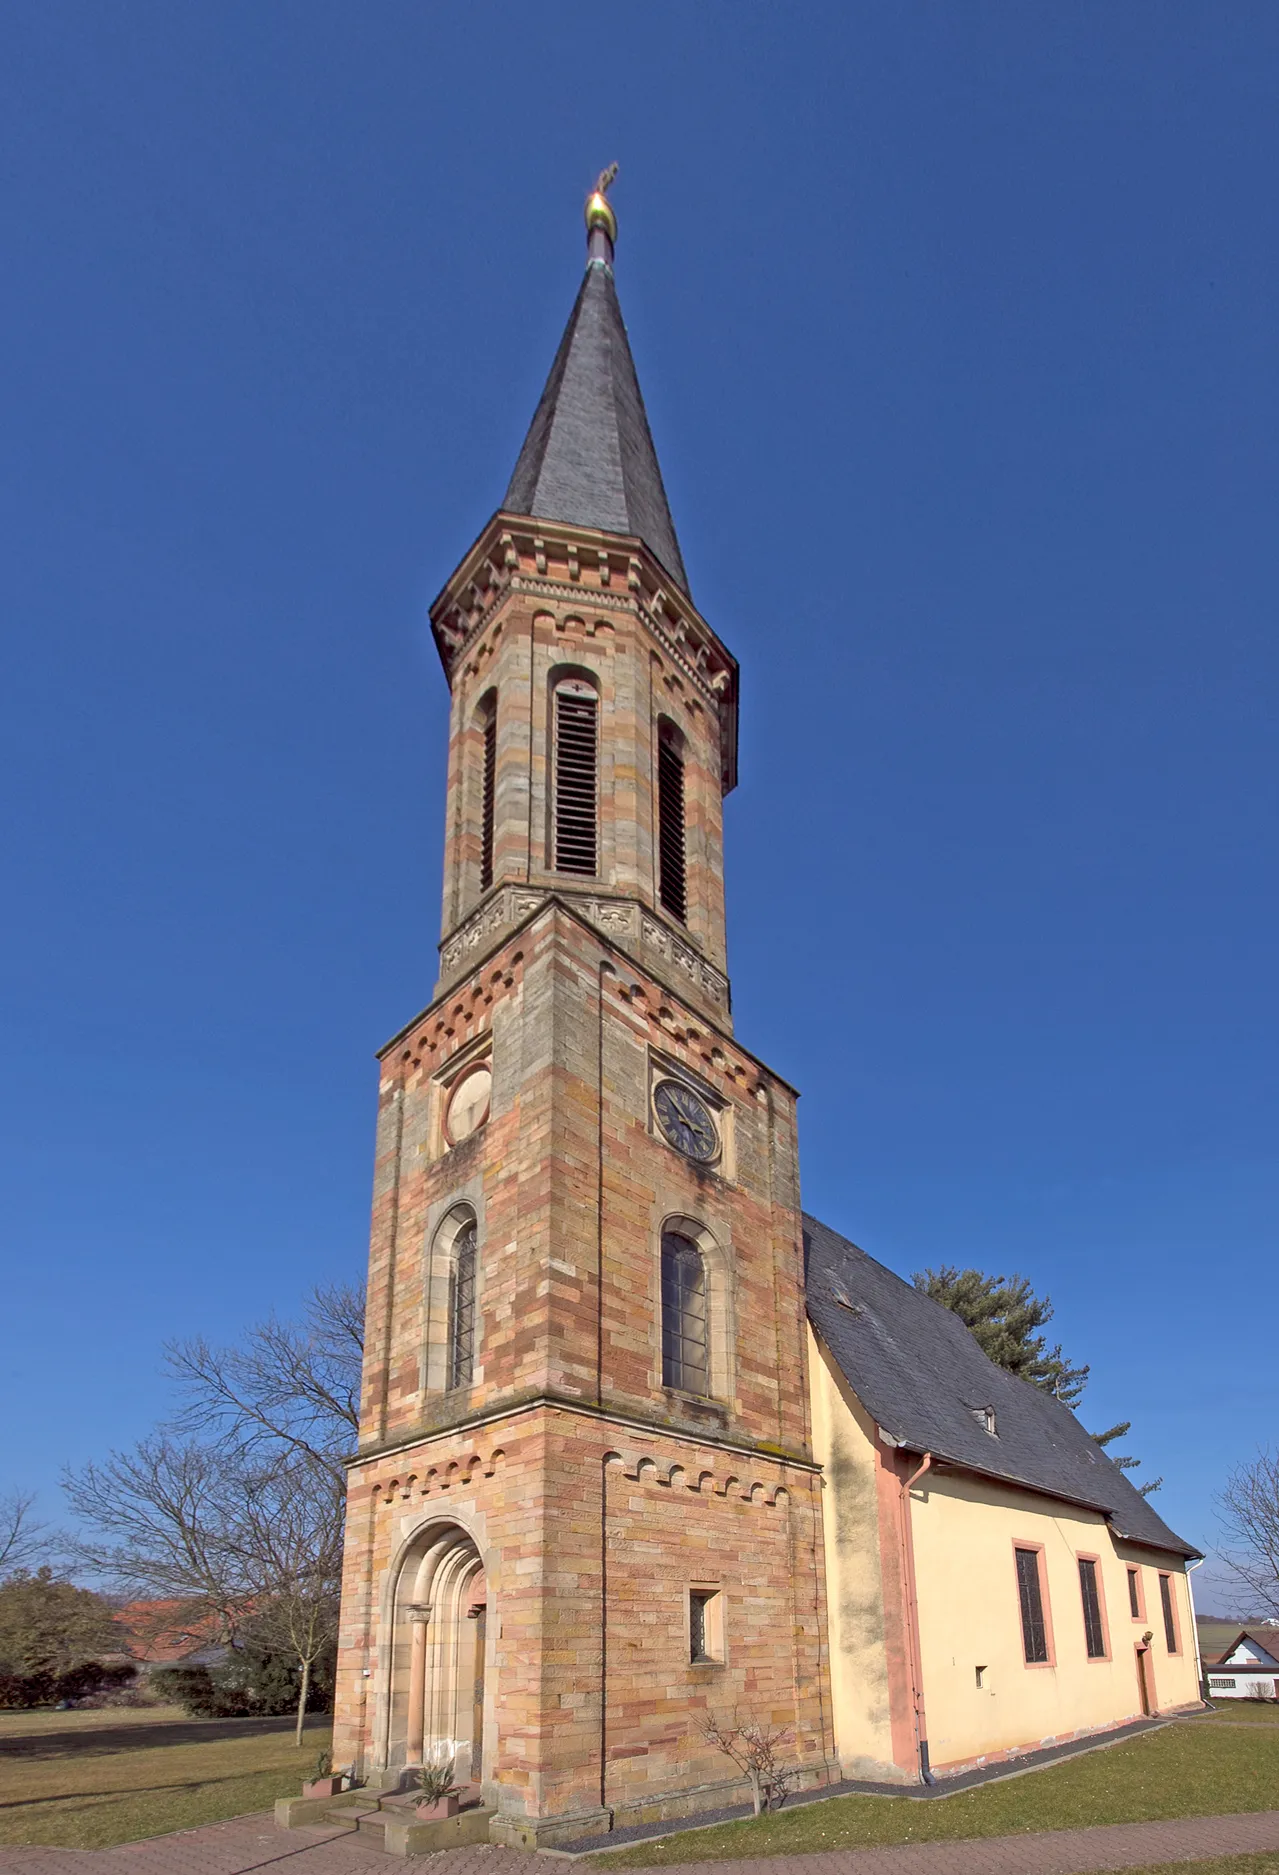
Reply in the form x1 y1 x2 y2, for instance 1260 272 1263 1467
478 693 497 893
661 1230 709 1396
448 1217 477 1391
552 678 598 876
657 721 687 922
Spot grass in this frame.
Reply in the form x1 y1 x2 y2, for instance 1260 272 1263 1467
593 1722 1279 1865
1120 1863 1279 1875
1198 1703 1279 1723
0 1704 332 1850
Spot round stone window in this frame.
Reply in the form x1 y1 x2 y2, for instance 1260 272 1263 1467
445 1064 492 1145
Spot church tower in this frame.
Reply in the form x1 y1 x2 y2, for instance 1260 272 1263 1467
332 180 834 1846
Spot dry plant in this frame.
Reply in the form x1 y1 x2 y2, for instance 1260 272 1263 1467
63 1282 363 1745
1217 1447 1279 1619
699 1712 796 1814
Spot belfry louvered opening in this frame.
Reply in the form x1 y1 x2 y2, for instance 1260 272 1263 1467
657 724 687 922
479 697 497 892
553 680 599 876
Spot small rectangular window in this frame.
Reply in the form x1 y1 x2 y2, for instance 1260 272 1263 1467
1159 1574 1179 1653
689 1588 722 1664
1078 1558 1106 1659
1127 1567 1141 1619
1015 1547 1049 1664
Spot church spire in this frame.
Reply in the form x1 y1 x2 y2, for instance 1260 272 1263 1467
502 170 690 595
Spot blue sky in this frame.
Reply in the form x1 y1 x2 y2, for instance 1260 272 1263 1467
3 2 1275 1610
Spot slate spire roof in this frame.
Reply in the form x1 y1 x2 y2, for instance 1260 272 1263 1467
503 191 690 595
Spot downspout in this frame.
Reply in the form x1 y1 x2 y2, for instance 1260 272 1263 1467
596 956 615 1819
898 1452 934 1783
1185 1555 1207 1703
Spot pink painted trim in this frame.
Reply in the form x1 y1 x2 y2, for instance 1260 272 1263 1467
1076 1550 1112 1662
1011 1537 1056 1669
928 1703 1201 1779
1158 1570 1184 1655
1126 1563 1147 1622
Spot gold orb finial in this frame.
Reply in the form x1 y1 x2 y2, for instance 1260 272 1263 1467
585 163 619 246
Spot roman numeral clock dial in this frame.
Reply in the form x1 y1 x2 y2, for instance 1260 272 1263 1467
653 1080 719 1163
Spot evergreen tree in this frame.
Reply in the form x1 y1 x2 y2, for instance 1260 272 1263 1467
0 1569 119 1678
1090 1422 1163 1497
912 1265 1089 1405
914 1266 1161 1493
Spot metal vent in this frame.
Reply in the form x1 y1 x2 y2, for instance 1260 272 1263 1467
553 685 598 876
480 708 497 892
657 733 686 921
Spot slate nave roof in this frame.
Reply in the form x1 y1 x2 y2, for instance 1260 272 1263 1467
804 1213 1198 1559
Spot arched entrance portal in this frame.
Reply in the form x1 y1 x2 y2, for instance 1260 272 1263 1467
389 1524 488 1782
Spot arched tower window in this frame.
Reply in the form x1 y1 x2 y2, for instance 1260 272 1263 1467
661 1230 708 1395
552 678 598 876
448 1217 477 1391
657 721 686 922
478 693 497 892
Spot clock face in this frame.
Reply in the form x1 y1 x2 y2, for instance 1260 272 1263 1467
653 1079 719 1163
445 1065 492 1145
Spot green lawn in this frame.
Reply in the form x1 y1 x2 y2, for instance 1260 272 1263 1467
593 1721 1279 1865
1122 1862 1279 1875
0 1705 332 1850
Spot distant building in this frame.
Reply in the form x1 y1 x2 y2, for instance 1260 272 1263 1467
111 1601 227 1673
1203 1626 1279 1701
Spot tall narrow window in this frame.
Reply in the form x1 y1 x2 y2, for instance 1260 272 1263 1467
1015 1547 1049 1663
1078 1558 1106 1658
1127 1568 1141 1619
479 702 497 892
657 726 686 922
1159 1574 1178 1653
661 1231 709 1396
553 680 598 875
448 1220 477 1391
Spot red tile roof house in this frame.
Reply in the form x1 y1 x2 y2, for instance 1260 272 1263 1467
1203 1626 1279 1701
110 1601 229 1672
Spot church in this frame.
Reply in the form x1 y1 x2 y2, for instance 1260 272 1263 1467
329 181 1202 1849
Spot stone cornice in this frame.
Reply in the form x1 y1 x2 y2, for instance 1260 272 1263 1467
434 882 730 1023
429 512 739 792
347 1387 821 1475
378 892 801 1097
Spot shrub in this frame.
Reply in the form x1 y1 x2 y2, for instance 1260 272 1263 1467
0 1660 136 1710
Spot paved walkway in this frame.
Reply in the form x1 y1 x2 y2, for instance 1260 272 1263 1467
2 1810 1279 1875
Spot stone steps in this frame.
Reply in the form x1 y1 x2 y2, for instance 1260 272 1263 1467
277 1782 493 1856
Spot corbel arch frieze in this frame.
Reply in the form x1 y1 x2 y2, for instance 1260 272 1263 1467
602 1447 789 1507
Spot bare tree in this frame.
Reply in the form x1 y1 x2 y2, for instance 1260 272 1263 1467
166 1281 363 1487
699 1712 796 1815
1217 1448 1279 1620
234 1464 345 1745
63 1437 261 1644
65 1440 343 1742
0 1492 51 1578
64 1282 363 1738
